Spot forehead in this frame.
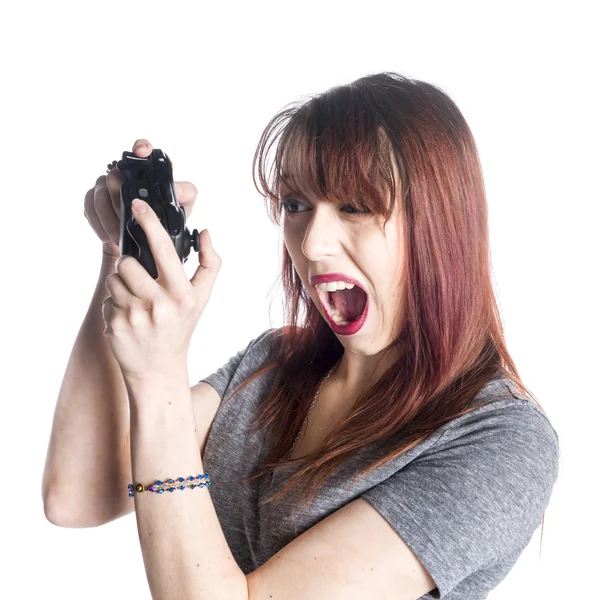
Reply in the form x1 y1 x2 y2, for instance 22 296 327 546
277 175 312 200
278 150 402 196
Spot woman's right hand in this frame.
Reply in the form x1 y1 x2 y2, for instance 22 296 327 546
84 138 198 260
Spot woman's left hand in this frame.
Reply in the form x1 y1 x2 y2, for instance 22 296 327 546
102 199 221 382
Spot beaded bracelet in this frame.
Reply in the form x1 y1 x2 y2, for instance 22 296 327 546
128 473 211 498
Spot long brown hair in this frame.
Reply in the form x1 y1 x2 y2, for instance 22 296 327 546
228 72 548 546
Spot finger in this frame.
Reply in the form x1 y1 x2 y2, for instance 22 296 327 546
106 140 154 214
94 180 120 245
190 229 222 291
174 181 197 217
84 187 111 242
106 168 124 215
101 295 115 331
101 296 124 336
111 257 163 302
132 139 153 154
128 199 190 293
105 271 145 307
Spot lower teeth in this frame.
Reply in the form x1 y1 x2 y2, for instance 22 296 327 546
330 308 350 326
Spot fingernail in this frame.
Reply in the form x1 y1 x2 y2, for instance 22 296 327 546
132 198 147 213
134 142 147 152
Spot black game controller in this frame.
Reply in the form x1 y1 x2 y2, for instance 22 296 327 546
114 149 200 279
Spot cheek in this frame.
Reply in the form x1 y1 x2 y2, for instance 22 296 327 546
283 232 299 260
283 222 306 255
282 234 305 276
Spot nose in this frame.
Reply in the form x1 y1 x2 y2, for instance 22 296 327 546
300 204 341 261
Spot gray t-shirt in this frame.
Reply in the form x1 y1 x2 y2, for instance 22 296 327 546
199 327 560 599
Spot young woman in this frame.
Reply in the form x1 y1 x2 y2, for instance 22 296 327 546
45 72 559 599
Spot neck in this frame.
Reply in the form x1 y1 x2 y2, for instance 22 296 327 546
333 339 407 394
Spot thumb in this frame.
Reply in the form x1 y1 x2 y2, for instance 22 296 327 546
190 229 222 291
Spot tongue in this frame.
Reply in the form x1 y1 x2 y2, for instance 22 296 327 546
331 287 367 321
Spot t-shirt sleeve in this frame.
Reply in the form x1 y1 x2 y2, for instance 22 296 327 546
360 401 560 599
197 327 278 399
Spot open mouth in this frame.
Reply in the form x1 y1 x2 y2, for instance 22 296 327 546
314 285 369 334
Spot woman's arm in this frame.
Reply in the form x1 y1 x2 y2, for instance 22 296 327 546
42 252 134 527
127 372 248 600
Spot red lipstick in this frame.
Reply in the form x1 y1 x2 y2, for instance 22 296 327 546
309 273 369 335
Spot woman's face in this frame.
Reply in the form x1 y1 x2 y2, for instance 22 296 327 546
280 177 406 357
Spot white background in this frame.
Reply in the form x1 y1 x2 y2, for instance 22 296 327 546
2 1 597 598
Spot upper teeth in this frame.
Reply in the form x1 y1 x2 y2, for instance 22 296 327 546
315 281 356 292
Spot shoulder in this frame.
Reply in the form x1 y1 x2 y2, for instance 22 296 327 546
426 374 561 492
248 326 282 354
355 376 560 597
439 374 560 460
196 327 281 402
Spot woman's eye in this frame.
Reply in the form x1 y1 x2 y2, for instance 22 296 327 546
342 205 367 214
280 199 305 213
280 198 370 215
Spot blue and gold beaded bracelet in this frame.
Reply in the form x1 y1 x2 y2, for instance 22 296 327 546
128 473 211 498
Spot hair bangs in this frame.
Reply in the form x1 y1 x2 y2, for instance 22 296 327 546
254 87 404 227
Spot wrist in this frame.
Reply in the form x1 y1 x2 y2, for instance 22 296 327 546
123 367 190 395
124 369 191 412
